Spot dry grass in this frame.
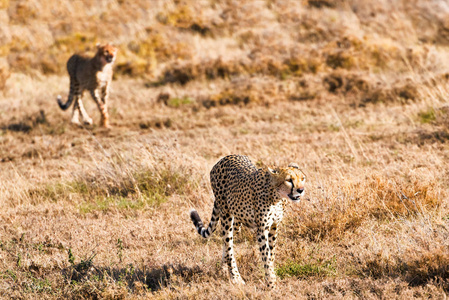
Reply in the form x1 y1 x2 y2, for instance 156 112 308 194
1 0 449 299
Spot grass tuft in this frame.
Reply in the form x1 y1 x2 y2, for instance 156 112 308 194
418 107 436 124
295 174 442 241
276 258 336 279
29 164 194 213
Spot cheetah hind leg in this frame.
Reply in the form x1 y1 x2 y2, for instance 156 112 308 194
221 242 245 285
221 216 245 285
70 97 81 126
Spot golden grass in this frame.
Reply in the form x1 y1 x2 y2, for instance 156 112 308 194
1 0 449 298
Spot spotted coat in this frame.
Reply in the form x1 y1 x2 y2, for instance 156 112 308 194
190 154 306 288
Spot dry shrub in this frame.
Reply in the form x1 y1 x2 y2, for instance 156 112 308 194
363 175 440 218
323 70 372 94
202 89 253 109
157 52 322 86
289 76 323 101
405 128 449 146
156 75 317 110
436 21 449 46
202 77 293 108
155 4 216 37
282 52 323 77
202 79 264 108
28 156 196 212
159 58 246 85
155 34 406 89
323 36 405 72
363 247 449 289
306 0 341 9
323 70 419 105
296 174 441 241
116 31 192 77
139 118 173 130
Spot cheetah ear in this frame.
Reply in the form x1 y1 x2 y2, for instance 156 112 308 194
288 163 299 169
96 43 101 49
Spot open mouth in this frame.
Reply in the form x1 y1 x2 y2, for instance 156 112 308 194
288 194 300 201
105 56 113 63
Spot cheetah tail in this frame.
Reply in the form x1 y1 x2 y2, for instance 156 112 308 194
189 205 219 239
57 95 74 111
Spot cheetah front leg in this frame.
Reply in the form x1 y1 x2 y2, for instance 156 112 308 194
90 88 110 128
221 215 245 285
267 223 279 288
76 96 93 125
100 85 110 127
257 225 277 289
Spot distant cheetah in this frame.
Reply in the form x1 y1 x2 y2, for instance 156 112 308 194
57 43 118 128
190 155 306 288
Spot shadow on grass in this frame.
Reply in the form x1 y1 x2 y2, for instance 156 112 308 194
1 110 47 133
413 129 449 145
62 262 203 292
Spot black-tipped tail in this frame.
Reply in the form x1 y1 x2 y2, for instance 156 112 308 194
190 209 202 226
57 95 73 110
189 207 219 239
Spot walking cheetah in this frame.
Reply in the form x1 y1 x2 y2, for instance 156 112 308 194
57 43 118 128
190 155 306 288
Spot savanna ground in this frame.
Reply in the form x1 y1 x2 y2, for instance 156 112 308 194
1 0 449 299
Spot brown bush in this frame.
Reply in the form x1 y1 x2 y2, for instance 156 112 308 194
158 58 246 85
323 71 420 105
296 174 441 241
363 247 449 290
306 0 343 9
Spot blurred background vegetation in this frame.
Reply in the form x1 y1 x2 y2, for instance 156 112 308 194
1 0 449 106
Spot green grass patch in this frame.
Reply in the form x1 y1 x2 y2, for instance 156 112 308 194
276 258 336 279
24 276 52 293
418 107 436 124
29 167 194 213
29 181 89 203
167 96 194 108
79 193 167 214
1 269 17 281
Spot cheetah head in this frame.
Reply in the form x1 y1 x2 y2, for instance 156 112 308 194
96 43 118 65
269 163 306 202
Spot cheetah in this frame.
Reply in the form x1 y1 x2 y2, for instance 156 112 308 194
190 154 306 288
57 43 118 128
